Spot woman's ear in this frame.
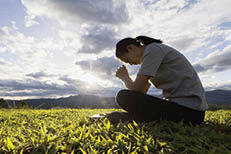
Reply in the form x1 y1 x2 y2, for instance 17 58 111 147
127 44 135 52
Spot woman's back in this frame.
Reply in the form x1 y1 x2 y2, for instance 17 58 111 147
138 43 209 111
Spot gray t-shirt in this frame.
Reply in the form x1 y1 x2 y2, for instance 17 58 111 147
138 43 208 111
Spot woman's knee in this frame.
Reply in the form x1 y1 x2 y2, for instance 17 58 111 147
116 89 130 105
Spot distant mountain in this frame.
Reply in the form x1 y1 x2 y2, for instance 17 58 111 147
205 90 231 105
154 90 231 105
5 95 119 109
4 90 231 109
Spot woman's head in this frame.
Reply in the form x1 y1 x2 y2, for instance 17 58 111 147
115 36 162 65
115 37 140 61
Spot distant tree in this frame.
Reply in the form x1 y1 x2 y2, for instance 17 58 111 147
19 100 28 109
0 98 6 108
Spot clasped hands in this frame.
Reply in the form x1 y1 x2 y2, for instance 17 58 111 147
115 65 129 81
115 65 150 93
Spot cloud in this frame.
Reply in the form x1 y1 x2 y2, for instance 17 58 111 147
219 21 231 30
1 0 231 99
59 75 87 88
193 64 206 73
76 56 121 78
21 0 128 26
0 75 121 98
92 87 121 97
75 61 90 70
168 37 195 51
0 77 92 98
24 14 39 27
79 26 117 54
203 81 231 91
59 75 114 96
0 79 74 91
0 24 79 78
123 0 231 52
0 59 6 65
0 25 26 44
193 45 231 73
21 0 125 54
26 71 54 79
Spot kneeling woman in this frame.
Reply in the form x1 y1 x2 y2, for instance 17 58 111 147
115 36 208 125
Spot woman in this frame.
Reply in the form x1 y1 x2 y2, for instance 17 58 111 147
113 36 208 125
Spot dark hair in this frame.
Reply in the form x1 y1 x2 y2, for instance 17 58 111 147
115 35 162 59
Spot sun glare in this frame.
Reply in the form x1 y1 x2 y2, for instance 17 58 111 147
81 73 100 90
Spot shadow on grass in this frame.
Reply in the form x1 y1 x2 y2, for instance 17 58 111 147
138 119 231 153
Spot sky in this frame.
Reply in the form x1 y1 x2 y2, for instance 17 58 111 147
0 0 231 100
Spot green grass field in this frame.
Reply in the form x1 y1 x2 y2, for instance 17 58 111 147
0 108 231 154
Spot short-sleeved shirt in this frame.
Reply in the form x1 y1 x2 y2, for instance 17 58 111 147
138 43 208 111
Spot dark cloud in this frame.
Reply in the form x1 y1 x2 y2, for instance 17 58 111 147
76 56 121 78
79 26 117 53
47 0 128 24
26 71 54 79
1 89 76 97
0 79 76 91
75 61 90 70
59 75 88 88
93 56 121 76
0 61 6 65
0 78 84 98
0 71 121 98
193 46 231 73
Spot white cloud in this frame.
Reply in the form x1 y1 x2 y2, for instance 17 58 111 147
121 0 231 53
0 24 80 76
0 58 6 65
24 14 39 27
0 26 31 46
20 0 231 55
203 81 231 91
21 0 126 55
194 45 231 73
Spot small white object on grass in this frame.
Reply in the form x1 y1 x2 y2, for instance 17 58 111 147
89 113 107 119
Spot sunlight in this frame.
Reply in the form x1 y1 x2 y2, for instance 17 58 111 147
81 73 100 91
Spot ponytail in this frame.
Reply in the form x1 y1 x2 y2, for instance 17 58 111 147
136 35 162 45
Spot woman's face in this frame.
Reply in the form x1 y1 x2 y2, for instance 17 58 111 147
120 44 143 65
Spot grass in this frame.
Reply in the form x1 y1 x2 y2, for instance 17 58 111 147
0 108 231 154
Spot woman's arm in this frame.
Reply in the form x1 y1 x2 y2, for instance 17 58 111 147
116 65 151 94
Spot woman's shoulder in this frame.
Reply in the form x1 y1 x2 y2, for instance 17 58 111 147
146 43 176 55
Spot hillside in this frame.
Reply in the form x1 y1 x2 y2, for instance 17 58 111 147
5 95 119 109
205 90 231 105
3 90 231 109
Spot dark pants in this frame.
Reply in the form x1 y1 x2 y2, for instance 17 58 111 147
116 90 205 125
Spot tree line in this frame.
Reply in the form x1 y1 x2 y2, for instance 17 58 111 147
0 98 28 109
